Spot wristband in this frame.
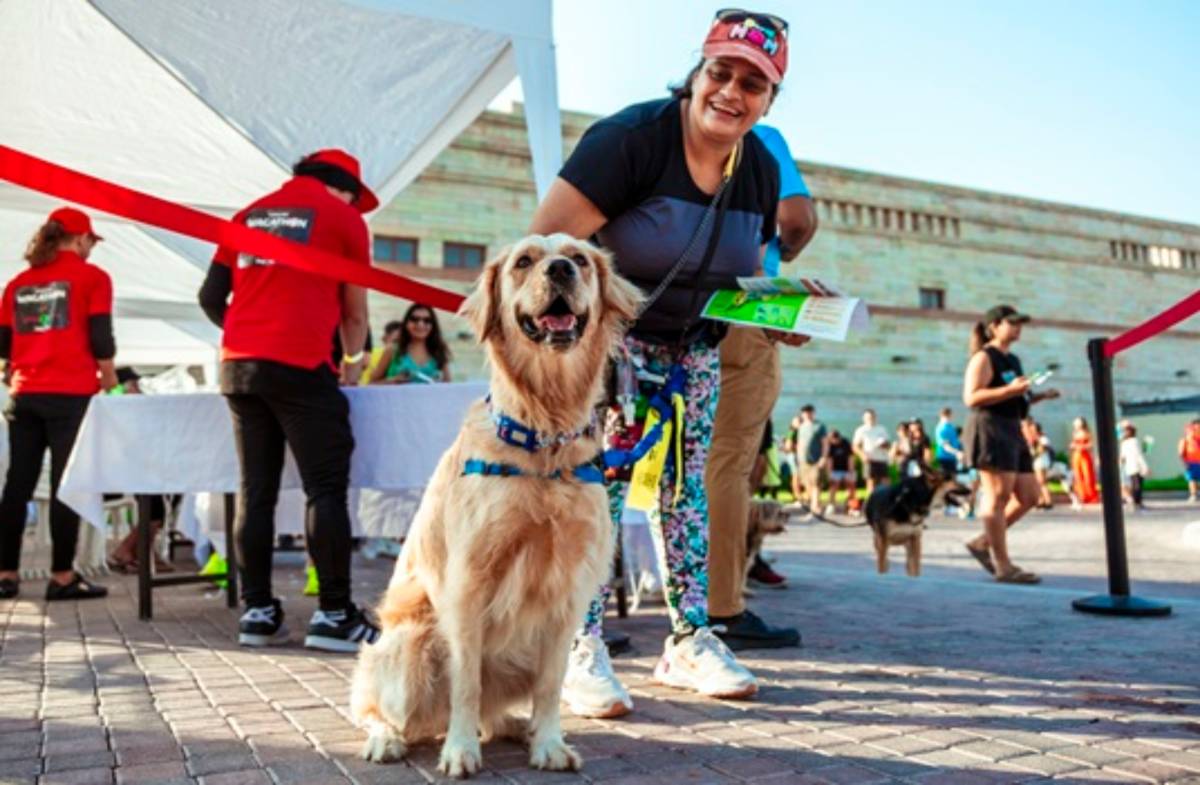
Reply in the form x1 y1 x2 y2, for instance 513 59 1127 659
342 350 365 365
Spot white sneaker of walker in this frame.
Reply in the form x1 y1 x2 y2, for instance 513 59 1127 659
653 627 757 699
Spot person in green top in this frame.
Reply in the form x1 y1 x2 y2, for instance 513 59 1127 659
369 303 451 384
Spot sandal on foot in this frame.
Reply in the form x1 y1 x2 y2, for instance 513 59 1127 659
995 565 1041 585
46 574 108 601
106 555 135 574
965 543 995 575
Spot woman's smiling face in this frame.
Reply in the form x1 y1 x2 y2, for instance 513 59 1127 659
406 309 434 340
688 57 773 144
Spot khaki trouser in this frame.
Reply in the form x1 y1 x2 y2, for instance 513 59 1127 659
705 326 782 618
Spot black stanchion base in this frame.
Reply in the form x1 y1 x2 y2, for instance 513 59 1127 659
1072 594 1172 617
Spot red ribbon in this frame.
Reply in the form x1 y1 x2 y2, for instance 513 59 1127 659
1105 288 1200 358
0 145 467 313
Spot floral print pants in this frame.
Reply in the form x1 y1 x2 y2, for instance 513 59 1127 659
580 335 721 637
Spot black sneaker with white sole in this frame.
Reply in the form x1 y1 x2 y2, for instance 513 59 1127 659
238 599 289 647
305 604 380 653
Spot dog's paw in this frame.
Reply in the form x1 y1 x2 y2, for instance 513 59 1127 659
438 737 483 779
529 736 581 772
361 728 406 763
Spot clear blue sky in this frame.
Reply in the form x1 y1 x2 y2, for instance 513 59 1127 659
498 1 1199 224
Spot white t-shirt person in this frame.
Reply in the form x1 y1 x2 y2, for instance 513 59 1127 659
854 423 891 464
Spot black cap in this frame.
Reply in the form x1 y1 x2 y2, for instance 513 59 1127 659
985 304 1031 325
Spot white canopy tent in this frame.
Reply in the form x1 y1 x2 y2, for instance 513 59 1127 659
0 0 562 367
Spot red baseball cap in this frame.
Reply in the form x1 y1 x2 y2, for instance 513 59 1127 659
48 207 103 241
702 9 789 85
302 149 379 213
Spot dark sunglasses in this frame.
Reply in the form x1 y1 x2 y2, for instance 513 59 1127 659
716 8 788 35
408 316 433 325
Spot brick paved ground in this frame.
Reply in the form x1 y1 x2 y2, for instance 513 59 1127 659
1 500 1198 784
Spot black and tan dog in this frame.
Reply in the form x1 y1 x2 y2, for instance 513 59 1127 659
864 471 955 577
743 499 789 593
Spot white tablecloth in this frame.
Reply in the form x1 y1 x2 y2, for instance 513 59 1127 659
59 383 485 535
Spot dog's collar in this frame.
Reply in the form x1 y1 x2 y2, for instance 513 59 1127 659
461 458 605 485
486 396 597 453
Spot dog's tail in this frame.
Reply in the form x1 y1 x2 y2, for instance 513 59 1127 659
378 576 433 630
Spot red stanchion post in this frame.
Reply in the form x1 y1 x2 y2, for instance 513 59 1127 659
1072 338 1171 617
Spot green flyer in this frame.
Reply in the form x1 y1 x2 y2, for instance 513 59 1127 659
701 276 870 342
702 290 808 331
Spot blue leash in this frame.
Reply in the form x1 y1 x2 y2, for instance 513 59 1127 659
601 364 687 470
462 458 605 485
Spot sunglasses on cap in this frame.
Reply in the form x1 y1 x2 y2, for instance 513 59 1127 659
715 8 789 35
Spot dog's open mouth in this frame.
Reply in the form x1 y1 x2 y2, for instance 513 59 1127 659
518 296 589 348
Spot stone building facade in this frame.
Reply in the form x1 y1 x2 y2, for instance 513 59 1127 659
368 106 1200 447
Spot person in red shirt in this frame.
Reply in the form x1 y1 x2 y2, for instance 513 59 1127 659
197 149 377 651
0 207 117 601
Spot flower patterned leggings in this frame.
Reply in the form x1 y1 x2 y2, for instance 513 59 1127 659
580 336 720 638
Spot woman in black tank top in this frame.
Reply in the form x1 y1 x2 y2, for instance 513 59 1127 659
961 305 1060 585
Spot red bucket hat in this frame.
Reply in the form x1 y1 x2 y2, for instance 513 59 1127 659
302 149 380 213
48 207 103 241
702 9 789 84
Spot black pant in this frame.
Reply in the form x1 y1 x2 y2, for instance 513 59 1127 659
0 394 91 573
222 360 355 611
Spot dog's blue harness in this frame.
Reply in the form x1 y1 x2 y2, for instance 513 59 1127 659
462 398 604 485
462 367 686 486
461 458 605 485
486 396 597 453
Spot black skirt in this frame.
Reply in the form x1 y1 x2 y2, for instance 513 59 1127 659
963 411 1033 473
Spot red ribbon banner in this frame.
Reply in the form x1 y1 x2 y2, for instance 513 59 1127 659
1104 288 1200 358
0 145 467 313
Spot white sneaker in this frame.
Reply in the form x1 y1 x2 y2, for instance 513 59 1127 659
823 504 837 517
561 634 632 718
653 627 757 699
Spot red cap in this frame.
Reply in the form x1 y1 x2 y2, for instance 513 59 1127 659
303 148 379 213
702 13 788 84
48 207 103 241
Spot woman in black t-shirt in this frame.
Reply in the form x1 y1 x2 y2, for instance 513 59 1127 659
961 305 1060 584
530 10 793 712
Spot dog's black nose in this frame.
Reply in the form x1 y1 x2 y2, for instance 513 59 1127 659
546 258 575 283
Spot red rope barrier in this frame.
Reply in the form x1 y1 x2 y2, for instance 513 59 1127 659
0 145 467 313
1104 288 1200 357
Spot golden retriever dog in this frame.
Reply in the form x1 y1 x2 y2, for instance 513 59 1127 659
350 235 642 778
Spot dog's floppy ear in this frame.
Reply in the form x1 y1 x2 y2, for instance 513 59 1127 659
458 246 507 342
591 245 644 324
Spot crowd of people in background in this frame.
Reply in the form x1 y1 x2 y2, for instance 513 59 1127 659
768 407 1159 517
764 404 1200 520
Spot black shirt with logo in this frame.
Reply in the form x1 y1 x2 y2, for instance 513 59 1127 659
560 98 779 342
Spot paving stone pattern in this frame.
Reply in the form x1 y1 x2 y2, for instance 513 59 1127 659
1 503 1198 784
